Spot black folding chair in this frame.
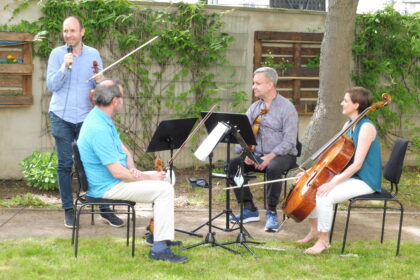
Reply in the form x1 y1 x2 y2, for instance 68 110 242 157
71 141 137 257
330 138 409 256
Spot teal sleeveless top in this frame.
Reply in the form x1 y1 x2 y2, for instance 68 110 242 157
347 117 382 192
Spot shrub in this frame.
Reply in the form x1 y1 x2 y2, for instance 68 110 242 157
20 151 58 191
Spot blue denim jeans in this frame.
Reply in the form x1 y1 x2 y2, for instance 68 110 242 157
50 112 83 210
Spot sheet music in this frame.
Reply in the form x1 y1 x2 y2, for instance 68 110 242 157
194 122 230 161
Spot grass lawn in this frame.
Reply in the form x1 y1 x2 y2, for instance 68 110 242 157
0 237 419 280
0 168 418 279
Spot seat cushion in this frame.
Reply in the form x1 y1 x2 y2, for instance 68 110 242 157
85 195 136 206
350 189 395 201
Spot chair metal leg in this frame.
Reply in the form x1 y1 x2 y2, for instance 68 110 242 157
341 202 353 255
91 205 94 225
71 206 76 245
75 206 84 257
396 201 404 256
330 204 338 243
380 200 388 243
126 205 130 247
131 206 136 257
263 173 267 210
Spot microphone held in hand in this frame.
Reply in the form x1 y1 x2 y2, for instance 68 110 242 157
67 45 73 69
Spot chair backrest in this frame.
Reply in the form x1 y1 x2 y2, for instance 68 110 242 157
72 141 89 193
296 138 302 158
383 138 409 184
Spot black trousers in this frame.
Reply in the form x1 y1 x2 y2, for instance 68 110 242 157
227 154 296 211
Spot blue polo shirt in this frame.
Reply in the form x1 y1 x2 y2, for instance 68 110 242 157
77 107 127 197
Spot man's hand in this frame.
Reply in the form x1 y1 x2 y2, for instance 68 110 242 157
94 72 105 83
129 168 166 181
244 156 254 165
254 153 276 171
63 53 73 69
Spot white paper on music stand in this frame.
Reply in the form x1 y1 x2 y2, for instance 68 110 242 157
194 122 230 161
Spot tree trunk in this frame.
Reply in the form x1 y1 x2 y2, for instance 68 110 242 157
300 0 359 164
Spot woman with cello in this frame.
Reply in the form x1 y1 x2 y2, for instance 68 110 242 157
298 87 382 254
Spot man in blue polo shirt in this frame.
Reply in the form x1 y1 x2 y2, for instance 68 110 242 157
78 79 187 263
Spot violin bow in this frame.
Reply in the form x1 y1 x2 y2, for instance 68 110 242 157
223 176 298 190
167 104 218 167
87 36 159 81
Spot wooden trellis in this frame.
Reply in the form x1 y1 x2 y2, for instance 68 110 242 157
254 31 323 115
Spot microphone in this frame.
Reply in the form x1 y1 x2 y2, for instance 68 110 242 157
67 45 73 69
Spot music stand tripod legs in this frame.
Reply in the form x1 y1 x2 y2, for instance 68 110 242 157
207 142 253 236
220 152 264 258
182 153 239 255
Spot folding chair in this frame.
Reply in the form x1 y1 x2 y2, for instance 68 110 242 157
71 141 137 257
330 138 409 256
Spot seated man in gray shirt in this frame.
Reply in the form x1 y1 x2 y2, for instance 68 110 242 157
227 67 298 232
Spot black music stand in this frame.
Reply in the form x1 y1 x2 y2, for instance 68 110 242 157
220 124 264 258
195 112 257 235
146 118 202 237
182 122 240 254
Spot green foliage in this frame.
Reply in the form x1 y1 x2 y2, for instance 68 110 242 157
263 52 294 70
0 193 49 208
353 6 419 152
20 152 58 191
3 0 246 168
306 54 320 69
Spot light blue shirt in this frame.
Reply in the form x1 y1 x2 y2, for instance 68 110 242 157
77 107 127 198
47 44 103 124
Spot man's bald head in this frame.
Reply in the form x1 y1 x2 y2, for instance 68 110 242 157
94 79 123 106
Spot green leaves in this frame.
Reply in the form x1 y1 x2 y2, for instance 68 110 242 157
6 0 246 169
353 5 419 151
20 152 58 191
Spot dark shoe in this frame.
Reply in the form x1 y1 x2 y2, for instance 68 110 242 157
144 233 183 247
64 208 75 229
100 209 125 228
149 248 188 263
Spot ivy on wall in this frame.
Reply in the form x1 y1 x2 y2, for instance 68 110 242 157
2 0 247 167
352 6 419 152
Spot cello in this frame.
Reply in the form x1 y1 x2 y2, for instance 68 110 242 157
282 93 392 222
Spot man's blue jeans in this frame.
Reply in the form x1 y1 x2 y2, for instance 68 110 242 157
50 112 82 210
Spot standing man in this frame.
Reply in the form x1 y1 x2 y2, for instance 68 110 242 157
47 16 123 228
78 79 188 263
228 67 298 232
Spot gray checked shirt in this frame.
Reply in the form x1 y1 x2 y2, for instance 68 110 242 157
234 94 298 157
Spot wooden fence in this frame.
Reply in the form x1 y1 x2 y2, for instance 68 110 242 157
254 31 323 115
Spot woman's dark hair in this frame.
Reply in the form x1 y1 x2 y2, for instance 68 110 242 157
345 86 373 114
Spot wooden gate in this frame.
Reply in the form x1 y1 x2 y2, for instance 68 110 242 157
254 31 323 115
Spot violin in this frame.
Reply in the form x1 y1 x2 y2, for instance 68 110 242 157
282 93 392 222
145 158 166 235
89 60 99 106
249 108 268 152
